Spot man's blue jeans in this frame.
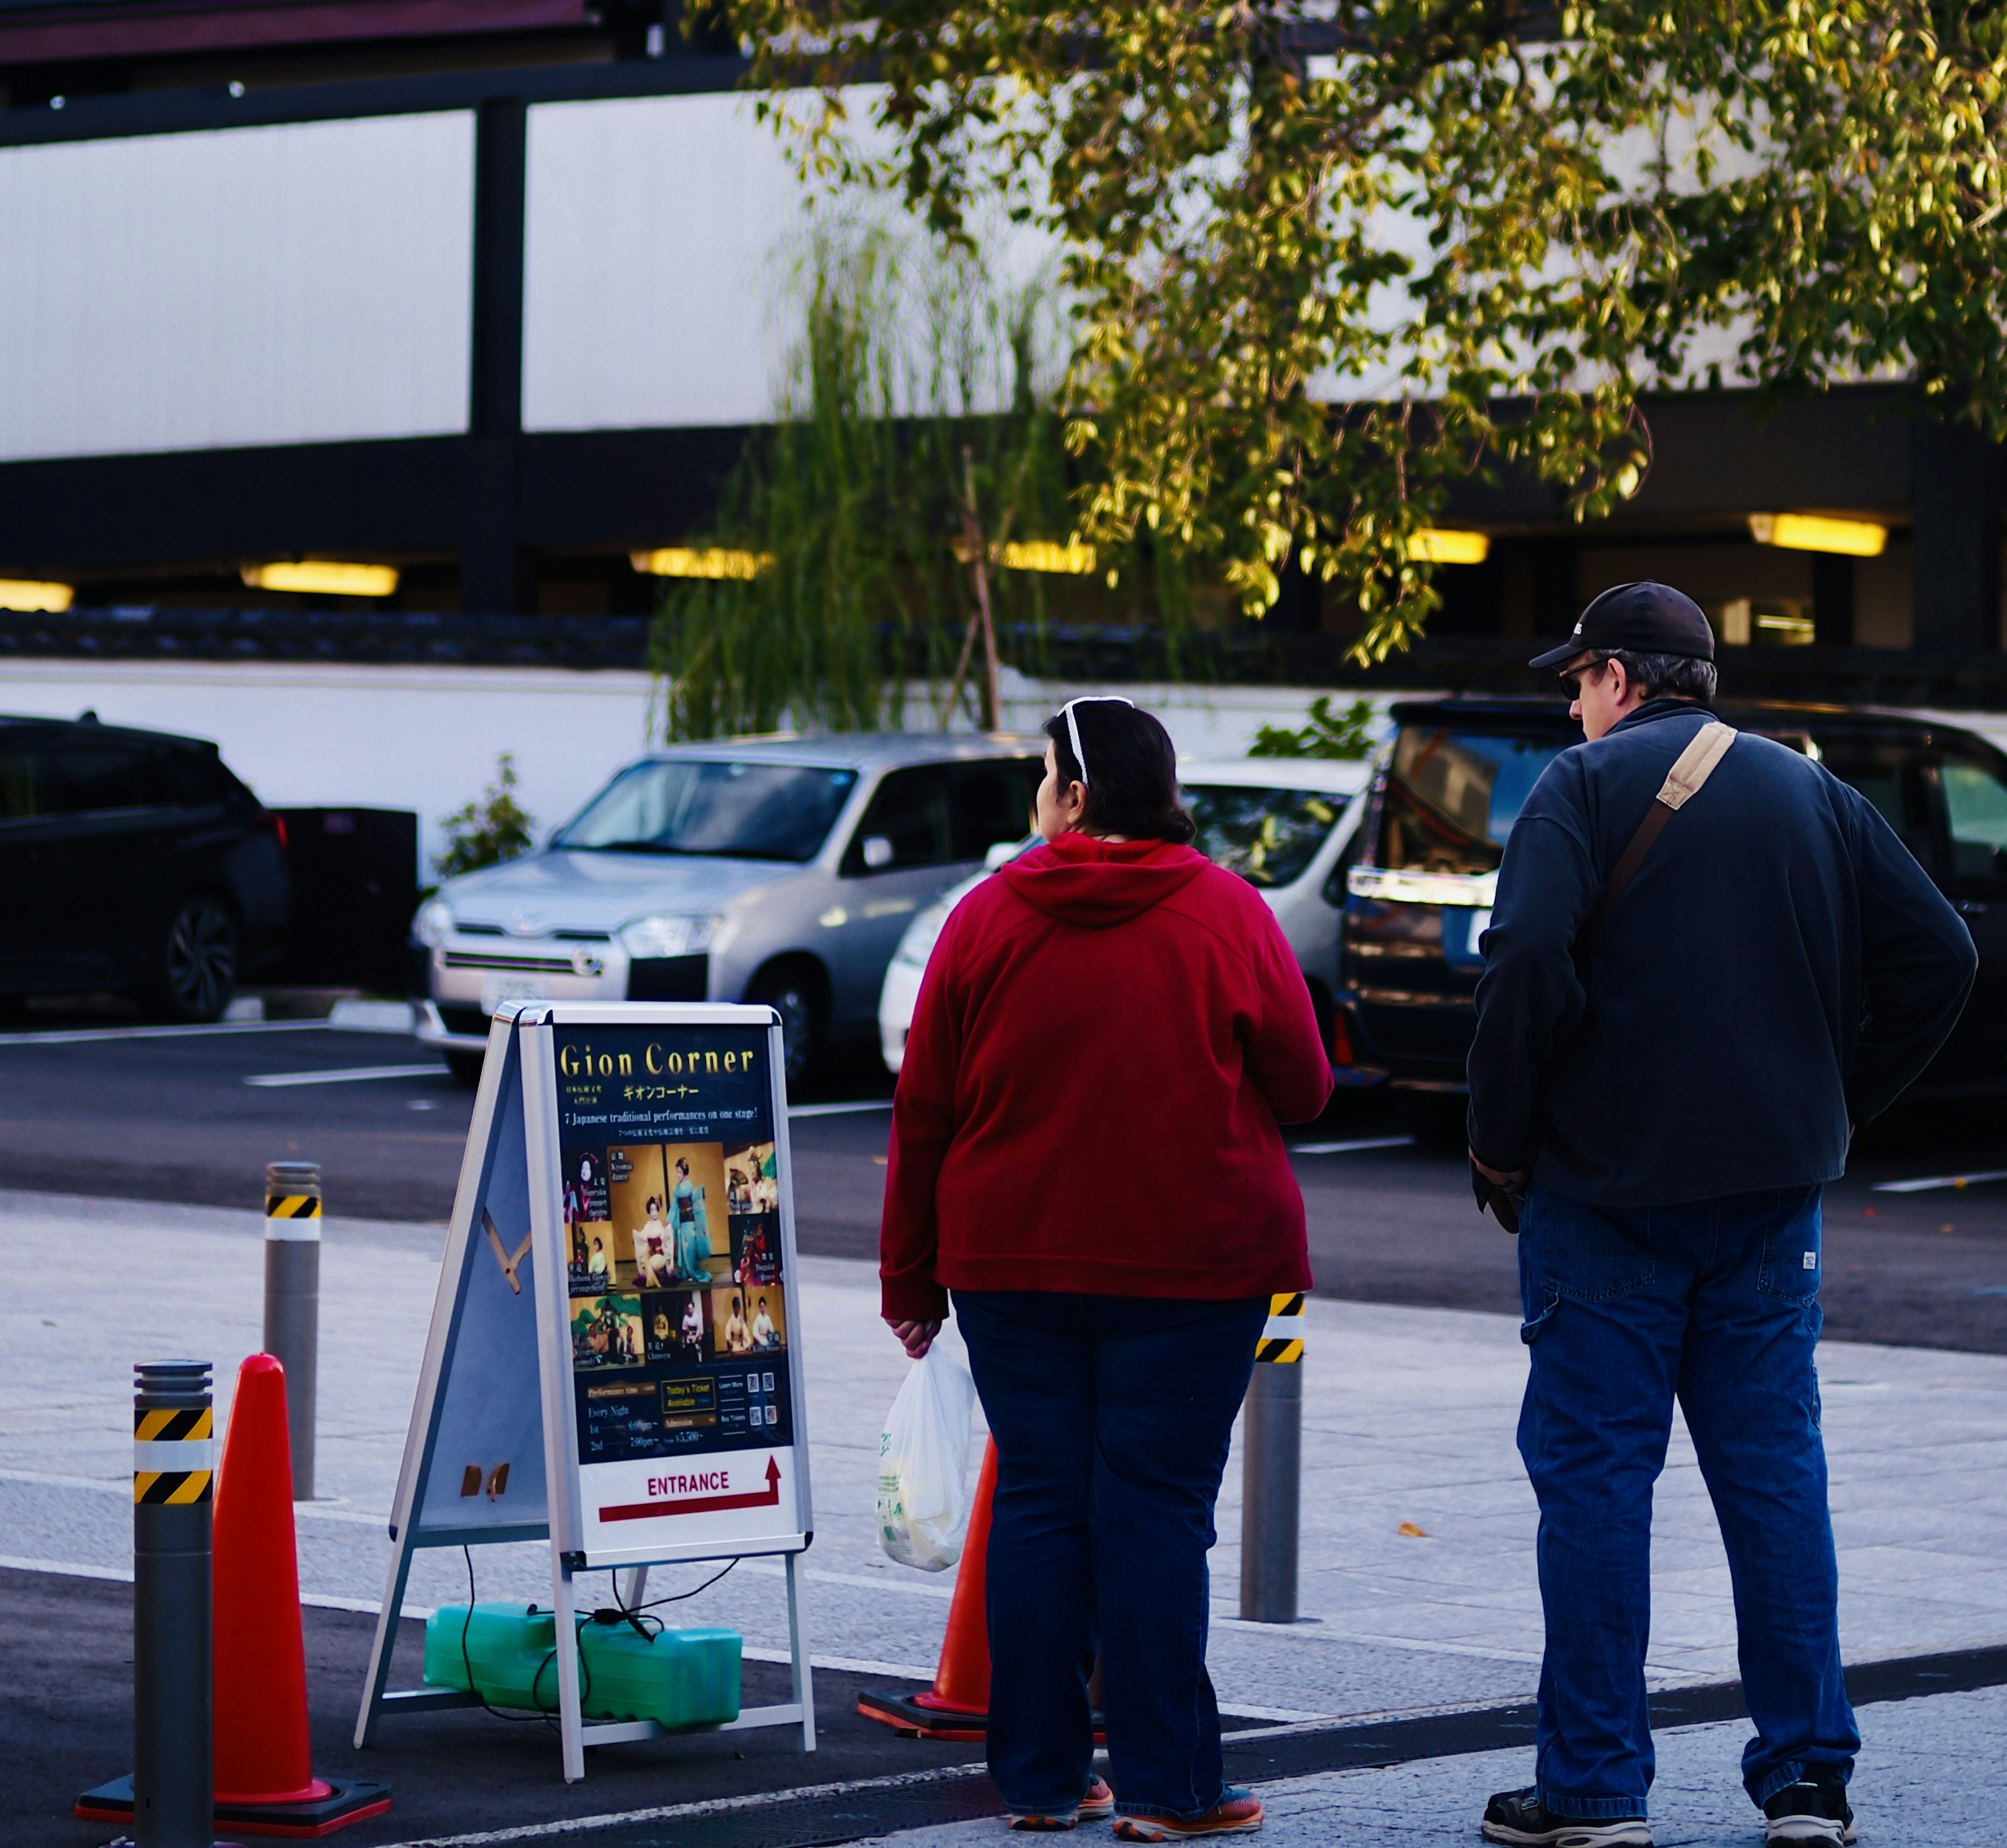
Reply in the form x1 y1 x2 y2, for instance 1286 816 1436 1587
1517 1183 1860 1820
953 1290 1267 1819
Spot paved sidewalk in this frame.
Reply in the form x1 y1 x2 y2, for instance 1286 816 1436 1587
4 1187 2007 1726
833 1684 2007 1848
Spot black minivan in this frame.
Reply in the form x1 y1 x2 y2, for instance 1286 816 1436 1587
1335 698 2007 1101
0 715 291 1020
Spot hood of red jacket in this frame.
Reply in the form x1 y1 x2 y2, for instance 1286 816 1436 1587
998 834 1210 927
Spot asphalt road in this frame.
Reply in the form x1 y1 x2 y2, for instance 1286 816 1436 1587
3 1017 2007 1352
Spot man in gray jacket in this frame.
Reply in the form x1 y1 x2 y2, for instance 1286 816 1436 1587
1468 582 1976 1848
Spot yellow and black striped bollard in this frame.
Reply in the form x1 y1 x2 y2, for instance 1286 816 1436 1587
133 1358 218 1846
264 1161 321 1500
1240 1291 1304 1622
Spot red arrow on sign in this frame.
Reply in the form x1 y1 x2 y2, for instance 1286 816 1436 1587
599 1456 782 1525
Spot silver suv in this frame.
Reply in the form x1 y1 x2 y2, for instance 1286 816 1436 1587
411 734 1044 1081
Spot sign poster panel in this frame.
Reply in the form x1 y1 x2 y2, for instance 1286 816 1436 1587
548 1020 805 1560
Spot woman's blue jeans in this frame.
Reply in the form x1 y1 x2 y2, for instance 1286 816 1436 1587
1516 1183 1860 1821
953 1290 1267 1819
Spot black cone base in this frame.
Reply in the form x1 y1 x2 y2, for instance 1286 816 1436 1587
856 1689 1105 1744
77 1773 393 1838
856 1686 988 1739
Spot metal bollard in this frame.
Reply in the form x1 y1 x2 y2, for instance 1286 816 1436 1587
1239 1292 1305 1623
133 1359 216 1847
263 1161 321 1500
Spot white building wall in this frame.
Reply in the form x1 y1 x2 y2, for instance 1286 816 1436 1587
520 89 1064 434
521 91 809 432
0 112 476 463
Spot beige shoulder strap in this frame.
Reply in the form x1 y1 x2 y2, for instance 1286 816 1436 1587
1656 720 1737 811
1579 720 1738 946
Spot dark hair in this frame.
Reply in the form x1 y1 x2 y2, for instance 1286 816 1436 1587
1044 702 1195 843
1593 650 1718 703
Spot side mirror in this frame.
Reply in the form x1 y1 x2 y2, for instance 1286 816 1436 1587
862 835 894 870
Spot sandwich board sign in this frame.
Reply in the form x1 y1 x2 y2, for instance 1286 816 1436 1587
354 1001 815 1782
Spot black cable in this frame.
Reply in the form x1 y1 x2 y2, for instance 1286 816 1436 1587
458 1547 734 1730
624 1556 739 1614
459 1545 546 1724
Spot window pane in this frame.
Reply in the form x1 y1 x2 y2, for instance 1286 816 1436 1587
1376 730 1567 875
1942 755 2007 881
948 761 1038 860
1183 784 1342 888
46 745 149 814
847 767 952 873
1821 742 1935 868
0 752 41 820
557 761 857 862
154 743 238 806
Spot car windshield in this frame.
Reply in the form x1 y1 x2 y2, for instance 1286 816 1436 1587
557 761 859 862
1183 783 1346 888
1376 728 1568 875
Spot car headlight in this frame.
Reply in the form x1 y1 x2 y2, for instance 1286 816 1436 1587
619 913 724 960
892 898 953 971
412 897 454 947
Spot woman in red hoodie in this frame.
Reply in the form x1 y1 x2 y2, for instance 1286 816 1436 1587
881 699 1332 1840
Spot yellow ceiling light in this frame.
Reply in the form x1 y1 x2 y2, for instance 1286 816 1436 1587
949 537 1099 574
995 538 1096 575
629 547 773 580
243 560 399 596
1409 528 1491 565
0 578 73 612
1749 513 1887 557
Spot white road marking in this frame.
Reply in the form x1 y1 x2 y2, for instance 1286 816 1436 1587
1291 1134 1416 1156
788 1098 895 1118
1872 1168 2007 1194
0 1018 331 1047
245 1062 446 1088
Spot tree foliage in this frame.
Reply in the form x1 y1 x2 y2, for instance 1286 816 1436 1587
652 226 1199 738
731 3 2007 659
436 753 535 879
1249 694 1378 759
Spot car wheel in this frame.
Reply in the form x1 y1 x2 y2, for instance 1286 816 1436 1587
446 1050 486 1086
156 895 239 1023
750 969 822 1088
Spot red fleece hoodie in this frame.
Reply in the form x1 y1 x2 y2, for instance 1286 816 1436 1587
879 833 1333 1321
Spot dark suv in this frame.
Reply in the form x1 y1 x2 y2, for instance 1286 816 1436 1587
0 715 290 1020
1335 698 2007 1101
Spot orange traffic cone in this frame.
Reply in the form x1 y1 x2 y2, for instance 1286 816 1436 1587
211 1356 389 1834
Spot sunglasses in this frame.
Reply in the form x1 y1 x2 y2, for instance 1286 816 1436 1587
1558 656 1610 698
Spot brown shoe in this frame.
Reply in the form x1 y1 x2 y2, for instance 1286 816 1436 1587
1011 1775 1116 1831
1113 1790 1264 1841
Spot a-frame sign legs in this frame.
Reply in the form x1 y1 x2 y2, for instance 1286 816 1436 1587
551 1552 588 1782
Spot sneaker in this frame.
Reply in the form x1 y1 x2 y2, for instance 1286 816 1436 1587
1011 1776 1116 1831
1761 1781 1858 1845
1112 1788 1263 1841
1481 1787 1652 1847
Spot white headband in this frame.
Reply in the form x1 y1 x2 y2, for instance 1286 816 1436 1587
1060 696 1136 789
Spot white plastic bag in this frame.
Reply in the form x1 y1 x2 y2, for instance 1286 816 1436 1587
876 1346 978 1571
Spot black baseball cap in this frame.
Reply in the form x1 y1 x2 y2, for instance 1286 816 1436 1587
1528 581 1716 672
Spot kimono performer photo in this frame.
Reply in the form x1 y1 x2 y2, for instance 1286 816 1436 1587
634 1196 673 1287
671 1156 712 1283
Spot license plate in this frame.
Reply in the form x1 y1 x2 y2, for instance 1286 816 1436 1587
481 974 547 1015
